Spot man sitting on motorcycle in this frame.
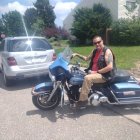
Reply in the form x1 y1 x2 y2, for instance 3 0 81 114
72 35 116 106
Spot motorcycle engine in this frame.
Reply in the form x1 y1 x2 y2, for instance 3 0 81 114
69 85 80 101
88 93 100 106
88 93 108 106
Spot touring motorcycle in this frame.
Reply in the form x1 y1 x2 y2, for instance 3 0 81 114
31 47 140 110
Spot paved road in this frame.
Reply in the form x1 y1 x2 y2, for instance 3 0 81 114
0 73 140 140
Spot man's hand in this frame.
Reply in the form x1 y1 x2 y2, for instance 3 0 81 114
72 53 78 58
88 70 97 74
72 53 88 61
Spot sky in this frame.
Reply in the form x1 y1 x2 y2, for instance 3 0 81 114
0 0 81 27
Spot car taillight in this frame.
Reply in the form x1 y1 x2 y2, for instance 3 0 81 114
7 57 17 66
52 53 57 61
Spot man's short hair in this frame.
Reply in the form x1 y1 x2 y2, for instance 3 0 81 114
93 35 102 40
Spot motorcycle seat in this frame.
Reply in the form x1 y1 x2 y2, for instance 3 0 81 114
110 69 130 83
92 82 109 87
91 69 131 87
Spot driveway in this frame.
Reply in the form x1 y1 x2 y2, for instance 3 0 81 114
0 73 140 140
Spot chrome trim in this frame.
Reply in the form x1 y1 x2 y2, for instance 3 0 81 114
60 86 64 107
106 99 118 105
88 93 100 106
31 87 48 96
47 81 61 102
115 101 140 105
118 97 140 100
48 69 55 82
110 89 120 103
106 98 140 105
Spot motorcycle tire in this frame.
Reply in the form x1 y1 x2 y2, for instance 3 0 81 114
32 88 61 111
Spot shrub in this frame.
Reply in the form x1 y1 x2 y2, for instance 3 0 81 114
110 18 140 45
71 3 112 44
43 27 70 40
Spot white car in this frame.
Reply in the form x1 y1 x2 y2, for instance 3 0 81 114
0 36 56 86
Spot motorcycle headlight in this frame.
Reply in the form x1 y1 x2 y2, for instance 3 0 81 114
49 69 55 81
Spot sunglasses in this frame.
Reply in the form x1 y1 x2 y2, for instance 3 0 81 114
93 40 101 45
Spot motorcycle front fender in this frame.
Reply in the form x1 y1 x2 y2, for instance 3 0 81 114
31 82 54 96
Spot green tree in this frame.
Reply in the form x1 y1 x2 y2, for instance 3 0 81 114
24 8 38 31
0 19 5 40
110 18 140 45
34 0 56 28
0 19 5 33
2 10 25 36
32 18 45 35
71 3 112 44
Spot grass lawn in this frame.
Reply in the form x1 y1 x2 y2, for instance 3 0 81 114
54 45 140 70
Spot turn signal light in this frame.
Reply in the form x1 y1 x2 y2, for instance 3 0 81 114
7 57 17 66
52 53 57 61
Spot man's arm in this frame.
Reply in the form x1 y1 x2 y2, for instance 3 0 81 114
72 50 93 61
97 49 113 74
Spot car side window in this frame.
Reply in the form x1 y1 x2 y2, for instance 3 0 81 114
32 39 52 51
0 40 5 51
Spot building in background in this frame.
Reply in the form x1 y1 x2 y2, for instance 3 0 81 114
63 0 140 32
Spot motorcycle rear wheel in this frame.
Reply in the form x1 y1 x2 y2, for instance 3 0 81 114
32 89 61 111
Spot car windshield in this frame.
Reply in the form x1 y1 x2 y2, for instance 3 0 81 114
8 38 52 52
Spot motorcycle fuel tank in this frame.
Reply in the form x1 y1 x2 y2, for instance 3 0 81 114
69 75 84 85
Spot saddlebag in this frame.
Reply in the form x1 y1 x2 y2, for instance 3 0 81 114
111 69 130 83
110 82 140 103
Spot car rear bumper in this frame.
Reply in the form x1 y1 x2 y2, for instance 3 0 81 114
11 70 48 79
4 63 52 80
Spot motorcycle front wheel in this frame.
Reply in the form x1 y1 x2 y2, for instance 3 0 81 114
32 88 61 111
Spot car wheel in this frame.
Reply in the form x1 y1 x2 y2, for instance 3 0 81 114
3 72 12 87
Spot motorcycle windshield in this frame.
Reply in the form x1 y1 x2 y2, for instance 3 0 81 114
49 47 73 76
61 47 73 63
